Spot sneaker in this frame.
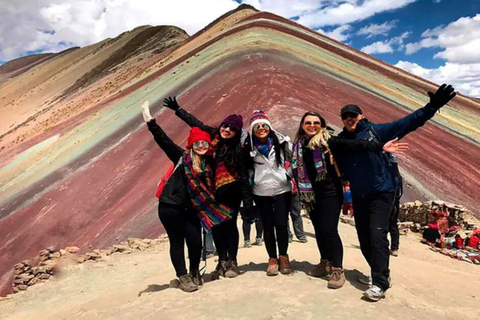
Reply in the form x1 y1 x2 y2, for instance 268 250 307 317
266 258 279 276
358 274 372 286
190 269 204 287
327 267 345 289
253 238 263 246
178 274 198 293
298 238 308 243
363 285 385 302
224 260 240 278
211 260 227 279
308 259 331 278
390 249 399 257
244 240 252 248
278 255 292 274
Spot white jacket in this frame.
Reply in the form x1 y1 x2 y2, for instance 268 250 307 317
250 132 292 197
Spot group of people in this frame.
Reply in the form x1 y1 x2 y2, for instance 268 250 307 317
141 83 456 301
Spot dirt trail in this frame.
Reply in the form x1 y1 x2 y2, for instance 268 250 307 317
1 218 479 320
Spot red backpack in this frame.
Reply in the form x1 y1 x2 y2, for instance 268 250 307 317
155 158 182 198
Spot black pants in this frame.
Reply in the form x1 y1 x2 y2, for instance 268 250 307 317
288 193 306 241
389 194 400 251
353 192 394 291
310 194 344 268
211 195 241 262
255 192 292 259
158 203 202 277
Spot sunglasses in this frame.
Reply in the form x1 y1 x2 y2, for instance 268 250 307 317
220 123 236 131
303 121 321 126
253 123 269 131
341 112 358 120
192 141 210 148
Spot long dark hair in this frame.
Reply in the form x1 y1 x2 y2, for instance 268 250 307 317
294 111 327 143
215 129 243 173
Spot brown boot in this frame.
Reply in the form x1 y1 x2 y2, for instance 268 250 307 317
224 260 240 278
308 259 331 278
266 258 279 276
178 274 199 292
327 267 345 289
211 260 227 280
278 255 292 274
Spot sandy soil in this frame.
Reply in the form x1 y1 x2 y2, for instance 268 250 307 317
1 217 479 320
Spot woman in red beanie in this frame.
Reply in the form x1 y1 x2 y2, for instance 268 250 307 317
163 96 253 279
142 101 233 292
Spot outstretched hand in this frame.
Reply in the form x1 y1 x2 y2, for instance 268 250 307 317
428 84 456 111
142 101 153 122
383 138 408 154
163 96 180 111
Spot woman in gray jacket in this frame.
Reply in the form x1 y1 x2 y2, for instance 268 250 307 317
246 110 293 276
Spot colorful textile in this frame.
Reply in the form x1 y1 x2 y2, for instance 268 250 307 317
253 136 273 158
183 152 232 230
292 136 327 208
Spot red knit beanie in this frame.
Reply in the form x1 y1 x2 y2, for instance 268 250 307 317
187 127 211 148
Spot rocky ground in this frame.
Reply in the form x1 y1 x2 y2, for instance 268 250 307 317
1 216 479 320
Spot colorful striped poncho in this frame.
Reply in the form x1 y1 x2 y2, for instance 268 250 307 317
183 152 232 230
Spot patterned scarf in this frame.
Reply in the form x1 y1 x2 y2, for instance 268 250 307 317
212 134 238 190
292 136 327 209
183 152 232 231
253 136 273 157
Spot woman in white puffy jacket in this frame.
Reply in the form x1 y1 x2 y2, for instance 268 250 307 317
246 110 293 277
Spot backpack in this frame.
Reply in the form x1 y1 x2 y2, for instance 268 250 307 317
155 157 182 198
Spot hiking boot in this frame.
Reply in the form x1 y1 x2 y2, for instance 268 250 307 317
299 238 308 243
390 249 399 257
224 260 240 278
211 260 227 279
358 274 372 286
178 274 198 293
278 255 292 274
190 269 204 287
253 238 263 246
308 259 331 278
327 267 345 289
363 285 385 302
244 240 252 248
266 258 279 276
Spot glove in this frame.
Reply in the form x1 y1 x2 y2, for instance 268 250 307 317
141 101 153 122
163 96 180 111
428 84 456 111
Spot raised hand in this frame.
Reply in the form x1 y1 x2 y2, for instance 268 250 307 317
163 96 180 111
428 84 456 111
141 101 153 122
383 138 408 154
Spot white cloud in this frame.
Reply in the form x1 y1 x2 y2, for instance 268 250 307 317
361 41 393 54
296 0 416 29
395 61 480 97
357 20 398 38
361 31 410 54
318 25 353 42
0 0 239 61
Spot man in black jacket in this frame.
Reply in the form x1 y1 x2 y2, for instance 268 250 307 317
337 84 456 301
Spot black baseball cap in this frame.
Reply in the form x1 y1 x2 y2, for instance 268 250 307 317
340 104 363 116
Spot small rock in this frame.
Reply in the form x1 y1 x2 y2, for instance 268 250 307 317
39 249 50 256
27 278 38 286
18 284 28 290
12 287 19 293
65 246 80 254
59 249 67 256
14 263 25 270
21 260 32 267
49 252 61 259
46 246 56 253
13 269 23 276
38 274 51 280
77 256 88 263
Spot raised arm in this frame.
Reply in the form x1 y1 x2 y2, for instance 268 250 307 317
163 96 217 136
142 101 184 163
373 84 456 142
329 137 408 156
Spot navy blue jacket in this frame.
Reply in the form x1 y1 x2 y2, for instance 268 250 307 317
337 103 437 198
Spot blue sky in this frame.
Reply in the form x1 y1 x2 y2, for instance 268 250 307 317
1 0 480 96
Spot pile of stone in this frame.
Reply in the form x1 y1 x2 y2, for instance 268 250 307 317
399 200 431 225
12 246 77 293
11 235 169 294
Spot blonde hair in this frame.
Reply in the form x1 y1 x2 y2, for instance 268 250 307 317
308 127 331 150
190 149 203 173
